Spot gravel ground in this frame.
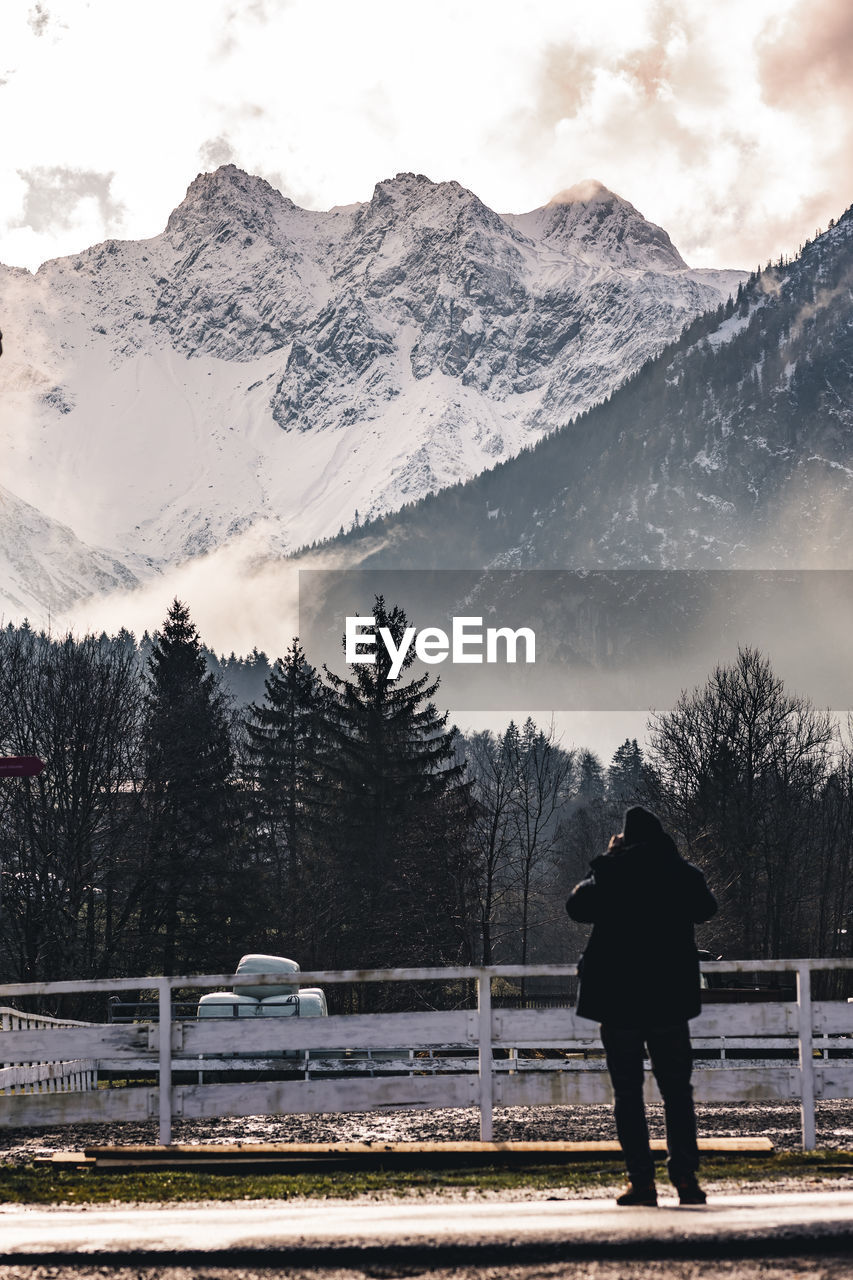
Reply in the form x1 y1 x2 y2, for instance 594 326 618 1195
2 1101 853 1166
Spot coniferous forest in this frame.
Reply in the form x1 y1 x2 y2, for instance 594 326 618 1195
1 600 852 1005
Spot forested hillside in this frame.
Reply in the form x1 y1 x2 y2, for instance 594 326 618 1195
320 204 853 570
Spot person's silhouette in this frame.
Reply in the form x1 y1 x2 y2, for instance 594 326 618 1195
567 805 716 1206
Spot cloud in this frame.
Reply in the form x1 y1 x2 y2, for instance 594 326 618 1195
520 5 725 149
56 522 375 660
511 1 850 268
223 0 286 22
27 3 50 37
756 0 853 230
199 135 238 169
12 167 124 235
758 0 853 108
533 44 597 127
215 0 291 59
513 15 729 230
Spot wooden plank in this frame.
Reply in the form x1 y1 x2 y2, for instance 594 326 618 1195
813 1064 853 1100
691 1039 798 1050
694 1066 800 1103
0 966 537 998
0 1086 151 1128
0 1025 148 1063
492 1004 798 1045
84 1136 774 1159
0 1059 96 1090
4 960 853 1002
180 1010 477 1055
0 1007 94 1029
168 1055 452 1073
495 1071 611 1106
691 1004 798 1036
813 1001 853 1034
101 1051 819 1074
94 1055 403 1073
495 1066 800 1109
79 1135 774 1172
172 1073 478 1120
0 1061 55 1088
492 1009 599 1045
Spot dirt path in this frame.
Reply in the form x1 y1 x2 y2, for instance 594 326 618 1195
2 1100 852 1165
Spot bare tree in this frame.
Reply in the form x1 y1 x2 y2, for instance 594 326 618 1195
505 718 575 973
464 730 518 964
0 626 144 991
646 646 836 958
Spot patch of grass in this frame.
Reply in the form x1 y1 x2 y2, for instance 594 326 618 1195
0 1152 851 1205
699 1150 853 1184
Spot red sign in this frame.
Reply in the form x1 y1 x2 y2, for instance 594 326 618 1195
0 756 45 778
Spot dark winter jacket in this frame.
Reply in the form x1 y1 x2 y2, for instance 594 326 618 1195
566 812 716 1028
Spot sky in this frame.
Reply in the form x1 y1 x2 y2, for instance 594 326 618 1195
1 0 852 272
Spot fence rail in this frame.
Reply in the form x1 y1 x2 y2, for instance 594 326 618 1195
2 962 852 1149
0 1007 98 1095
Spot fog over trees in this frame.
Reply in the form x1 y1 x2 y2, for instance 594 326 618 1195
2 603 852 1004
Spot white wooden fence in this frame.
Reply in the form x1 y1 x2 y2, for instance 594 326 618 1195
1 960 852 1151
0 1007 98 1095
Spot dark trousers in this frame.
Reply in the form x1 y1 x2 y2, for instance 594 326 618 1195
600 1021 698 1185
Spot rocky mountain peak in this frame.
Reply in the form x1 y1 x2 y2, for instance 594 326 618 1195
360 172 509 239
165 164 296 247
369 171 465 207
511 179 686 271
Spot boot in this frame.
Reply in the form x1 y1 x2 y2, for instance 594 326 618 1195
675 1174 707 1205
615 1181 658 1207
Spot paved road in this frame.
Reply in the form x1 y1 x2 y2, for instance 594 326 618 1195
2 1190 853 1259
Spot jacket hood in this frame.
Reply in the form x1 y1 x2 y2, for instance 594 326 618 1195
591 830 681 875
623 805 663 845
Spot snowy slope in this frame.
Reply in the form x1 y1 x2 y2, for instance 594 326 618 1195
0 166 744 622
0 482 148 620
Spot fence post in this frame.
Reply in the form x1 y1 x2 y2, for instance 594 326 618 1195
158 978 172 1147
796 962 816 1151
477 971 493 1142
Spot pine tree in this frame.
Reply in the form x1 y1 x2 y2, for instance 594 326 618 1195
577 749 606 801
240 645 326 962
607 738 645 806
142 599 235 973
320 596 469 971
247 639 321 860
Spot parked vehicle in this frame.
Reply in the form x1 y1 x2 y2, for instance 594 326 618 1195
697 950 795 1003
197 954 328 1019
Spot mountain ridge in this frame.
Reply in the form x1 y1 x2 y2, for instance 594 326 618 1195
314 204 853 572
0 165 745 622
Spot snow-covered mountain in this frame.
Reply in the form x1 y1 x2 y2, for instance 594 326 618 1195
0 166 743 622
0 482 147 621
327 204 853 573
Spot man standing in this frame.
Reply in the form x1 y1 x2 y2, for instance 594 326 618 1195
567 805 717 1206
